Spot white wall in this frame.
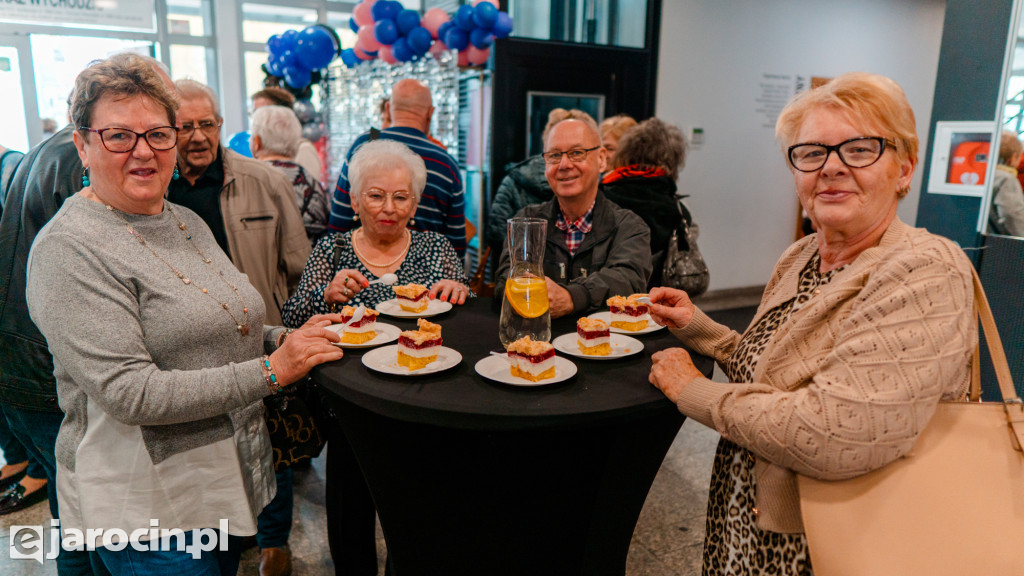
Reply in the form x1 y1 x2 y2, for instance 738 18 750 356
656 0 946 291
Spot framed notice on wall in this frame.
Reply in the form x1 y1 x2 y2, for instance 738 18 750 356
927 121 996 197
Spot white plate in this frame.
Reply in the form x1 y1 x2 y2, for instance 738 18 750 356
361 344 462 375
326 322 401 349
551 332 644 359
473 354 577 387
375 298 454 318
588 311 665 335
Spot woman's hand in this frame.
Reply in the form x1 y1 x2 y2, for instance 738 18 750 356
430 279 470 305
269 315 345 387
325 270 369 306
649 348 703 403
648 287 695 329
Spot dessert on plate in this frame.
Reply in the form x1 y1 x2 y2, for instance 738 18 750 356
338 306 379 344
393 283 429 312
576 317 611 356
507 336 556 382
397 318 443 370
606 294 650 331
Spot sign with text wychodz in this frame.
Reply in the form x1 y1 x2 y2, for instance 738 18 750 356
1 0 156 31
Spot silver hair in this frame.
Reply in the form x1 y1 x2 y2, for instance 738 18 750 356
250 105 302 158
174 78 221 119
348 139 427 206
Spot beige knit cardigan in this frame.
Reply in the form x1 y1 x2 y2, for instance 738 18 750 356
671 218 976 533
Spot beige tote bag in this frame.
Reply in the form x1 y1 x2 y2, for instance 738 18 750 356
798 270 1024 576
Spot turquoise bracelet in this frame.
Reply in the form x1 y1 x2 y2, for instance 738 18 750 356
261 355 283 394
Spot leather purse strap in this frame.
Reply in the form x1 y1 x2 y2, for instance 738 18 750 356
971 268 1024 451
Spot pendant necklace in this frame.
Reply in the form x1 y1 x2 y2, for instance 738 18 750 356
352 228 411 269
106 203 252 336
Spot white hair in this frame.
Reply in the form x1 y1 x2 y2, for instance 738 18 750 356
251 105 302 158
348 139 427 206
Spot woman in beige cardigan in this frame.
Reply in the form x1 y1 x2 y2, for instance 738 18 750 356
647 72 977 575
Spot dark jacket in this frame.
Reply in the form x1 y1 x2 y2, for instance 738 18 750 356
486 155 553 252
601 172 683 288
0 126 83 411
495 192 652 315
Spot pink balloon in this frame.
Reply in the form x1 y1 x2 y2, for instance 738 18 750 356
379 45 397 64
474 0 500 7
429 41 448 57
357 26 381 52
354 46 374 60
466 45 490 66
421 8 450 39
353 2 373 27
457 50 470 67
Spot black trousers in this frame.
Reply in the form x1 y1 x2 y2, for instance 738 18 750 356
325 421 381 576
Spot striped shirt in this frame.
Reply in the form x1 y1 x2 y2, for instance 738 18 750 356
329 126 466 256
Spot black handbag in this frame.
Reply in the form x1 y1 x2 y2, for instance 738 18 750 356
264 378 327 470
661 199 710 297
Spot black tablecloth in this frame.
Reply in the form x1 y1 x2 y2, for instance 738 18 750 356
313 297 713 430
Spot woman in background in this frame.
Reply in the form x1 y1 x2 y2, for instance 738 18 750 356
599 113 638 160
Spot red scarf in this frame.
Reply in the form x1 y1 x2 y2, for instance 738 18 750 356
601 165 668 184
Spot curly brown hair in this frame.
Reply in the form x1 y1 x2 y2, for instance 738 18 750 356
70 53 178 131
609 117 687 180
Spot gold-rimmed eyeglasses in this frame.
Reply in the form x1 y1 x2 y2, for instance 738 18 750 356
361 188 414 209
77 126 179 153
542 146 601 165
177 119 223 140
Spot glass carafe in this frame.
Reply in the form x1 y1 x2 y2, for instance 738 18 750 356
499 217 551 349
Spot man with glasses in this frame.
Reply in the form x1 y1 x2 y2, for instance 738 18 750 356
495 117 652 318
328 78 466 256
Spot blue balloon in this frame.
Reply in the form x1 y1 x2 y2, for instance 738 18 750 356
283 65 312 89
492 12 513 39
372 0 401 22
392 37 413 62
375 19 399 45
444 27 469 51
228 132 252 157
470 28 494 49
265 56 282 77
455 5 476 31
407 27 433 54
473 2 499 29
396 9 421 36
266 34 284 55
280 29 299 52
438 21 455 41
340 48 360 68
274 49 296 71
349 17 359 33
295 26 337 70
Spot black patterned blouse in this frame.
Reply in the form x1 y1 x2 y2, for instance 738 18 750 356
281 229 470 328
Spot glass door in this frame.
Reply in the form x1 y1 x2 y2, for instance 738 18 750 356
0 35 39 152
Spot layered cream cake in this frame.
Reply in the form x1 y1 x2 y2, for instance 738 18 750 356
397 318 442 370
507 336 556 382
338 306 379 344
606 294 650 331
576 317 611 356
393 283 429 312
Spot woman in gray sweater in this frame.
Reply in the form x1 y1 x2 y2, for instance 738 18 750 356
25 53 343 575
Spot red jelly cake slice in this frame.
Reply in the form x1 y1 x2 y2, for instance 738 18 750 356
393 283 429 312
507 336 556 382
397 318 442 370
606 294 650 331
339 306 379 344
576 317 611 356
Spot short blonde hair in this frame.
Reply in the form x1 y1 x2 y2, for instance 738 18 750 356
600 114 638 143
348 139 427 206
776 72 918 196
543 108 598 141
998 130 1023 166
70 53 178 131
251 105 302 158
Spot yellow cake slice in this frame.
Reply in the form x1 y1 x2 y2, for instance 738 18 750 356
577 317 612 356
606 294 651 331
393 283 429 312
338 306 379 343
507 336 557 381
397 318 442 370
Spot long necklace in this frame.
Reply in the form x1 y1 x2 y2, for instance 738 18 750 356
352 228 411 269
106 203 252 336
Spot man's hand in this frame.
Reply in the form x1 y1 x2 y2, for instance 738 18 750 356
545 278 574 318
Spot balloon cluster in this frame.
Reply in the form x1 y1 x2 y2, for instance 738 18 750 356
264 25 340 90
340 0 512 68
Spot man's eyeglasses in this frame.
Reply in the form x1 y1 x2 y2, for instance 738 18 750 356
542 146 601 165
177 119 223 139
787 137 896 172
361 188 414 209
78 126 178 153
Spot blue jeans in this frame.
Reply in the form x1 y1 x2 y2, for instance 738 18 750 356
256 467 293 549
1 403 108 576
0 410 43 477
95 530 244 576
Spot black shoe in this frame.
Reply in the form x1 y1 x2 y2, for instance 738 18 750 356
0 483 48 515
0 468 27 492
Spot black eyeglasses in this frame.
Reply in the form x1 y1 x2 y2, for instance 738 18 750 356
542 146 601 165
78 126 179 153
788 137 896 172
177 119 223 139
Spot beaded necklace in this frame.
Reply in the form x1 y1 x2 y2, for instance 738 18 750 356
352 227 411 269
105 203 252 336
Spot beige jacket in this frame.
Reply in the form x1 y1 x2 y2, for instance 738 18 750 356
220 149 311 325
671 219 976 533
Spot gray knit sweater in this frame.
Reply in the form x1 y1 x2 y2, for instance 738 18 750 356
26 194 276 535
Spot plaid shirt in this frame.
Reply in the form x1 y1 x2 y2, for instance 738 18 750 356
555 203 595 255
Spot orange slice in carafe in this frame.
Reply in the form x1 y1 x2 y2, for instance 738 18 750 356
504 276 549 318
